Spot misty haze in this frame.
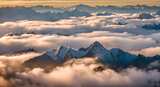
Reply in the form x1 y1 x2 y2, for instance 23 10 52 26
0 1 160 87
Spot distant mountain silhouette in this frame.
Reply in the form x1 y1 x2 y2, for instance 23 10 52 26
0 5 160 22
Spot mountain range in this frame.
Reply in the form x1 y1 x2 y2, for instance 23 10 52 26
0 4 160 22
23 41 160 70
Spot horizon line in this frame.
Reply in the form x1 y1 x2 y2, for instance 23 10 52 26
0 0 160 8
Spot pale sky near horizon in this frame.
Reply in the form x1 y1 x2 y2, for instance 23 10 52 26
0 0 160 7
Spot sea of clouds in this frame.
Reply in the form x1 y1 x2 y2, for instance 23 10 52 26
0 58 160 87
0 12 160 87
0 14 160 56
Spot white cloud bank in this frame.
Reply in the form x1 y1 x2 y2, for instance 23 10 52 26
0 58 159 87
0 31 159 56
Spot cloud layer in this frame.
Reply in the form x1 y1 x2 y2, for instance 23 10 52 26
0 11 160 87
0 14 160 55
0 58 159 87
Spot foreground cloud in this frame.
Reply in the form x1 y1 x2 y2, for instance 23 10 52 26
0 58 159 87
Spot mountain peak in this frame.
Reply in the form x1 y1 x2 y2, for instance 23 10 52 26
92 41 104 47
23 41 160 69
85 41 108 53
86 41 107 52
75 4 92 8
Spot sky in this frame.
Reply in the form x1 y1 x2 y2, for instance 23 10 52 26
0 0 160 7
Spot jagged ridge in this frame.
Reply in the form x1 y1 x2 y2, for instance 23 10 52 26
23 41 160 70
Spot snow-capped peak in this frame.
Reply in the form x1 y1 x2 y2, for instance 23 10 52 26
23 41 160 69
86 41 107 51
